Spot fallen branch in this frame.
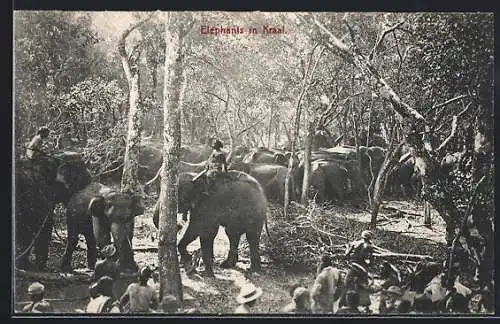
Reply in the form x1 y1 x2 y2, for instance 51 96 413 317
381 205 423 218
309 223 348 240
134 246 158 252
15 269 93 283
373 252 433 261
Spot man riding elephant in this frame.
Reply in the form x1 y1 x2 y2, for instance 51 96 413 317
26 126 54 162
153 170 268 277
193 138 228 196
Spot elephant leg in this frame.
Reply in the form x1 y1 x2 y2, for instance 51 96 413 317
221 229 241 269
34 213 53 271
178 222 200 264
61 229 79 272
83 225 97 270
246 229 262 273
15 223 34 270
199 229 218 277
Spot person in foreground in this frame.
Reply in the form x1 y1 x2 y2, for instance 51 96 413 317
86 276 122 313
234 283 263 314
22 282 54 313
281 285 312 314
120 266 159 313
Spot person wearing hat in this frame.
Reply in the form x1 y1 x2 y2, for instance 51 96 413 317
22 282 54 313
120 266 159 313
345 230 386 269
86 276 122 313
234 283 263 314
379 285 403 314
281 285 312 314
193 138 228 195
26 126 54 161
93 244 120 282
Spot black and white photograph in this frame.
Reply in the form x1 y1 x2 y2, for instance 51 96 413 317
12 11 494 315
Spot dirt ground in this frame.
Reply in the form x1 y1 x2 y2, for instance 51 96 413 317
13 195 460 315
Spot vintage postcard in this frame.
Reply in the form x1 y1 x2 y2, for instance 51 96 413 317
12 11 494 316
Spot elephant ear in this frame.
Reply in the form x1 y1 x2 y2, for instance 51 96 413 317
130 194 145 217
89 196 106 218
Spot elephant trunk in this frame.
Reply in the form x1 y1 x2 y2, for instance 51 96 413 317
92 216 111 249
111 222 138 273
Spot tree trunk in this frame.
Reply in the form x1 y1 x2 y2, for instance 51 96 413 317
423 201 432 227
157 11 188 304
118 16 152 195
301 123 313 205
370 141 404 228
120 69 143 194
284 46 322 215
267 106 273 148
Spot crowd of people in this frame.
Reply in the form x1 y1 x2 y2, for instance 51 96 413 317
21 244 201 314
21 230 484 315
238 230 482 315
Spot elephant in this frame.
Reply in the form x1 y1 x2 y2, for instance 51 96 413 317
15 151 93 271
180 144 214 163
98 145 163 187
232 145 251 157
243 147 292 167
229 161 299 204
138 145 163 183
386 156 419 198
153 170 268 276
60 182 145 273
358 146 386 183
300 160 352 203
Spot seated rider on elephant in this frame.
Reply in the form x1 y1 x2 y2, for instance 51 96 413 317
25 126 56 174
193 139 228 195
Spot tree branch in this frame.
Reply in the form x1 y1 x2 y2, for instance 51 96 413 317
305 14 426 123
235 116 268 138
342 15 357 46
118 13 155 82
436 116 458 152
204 91 227 103
431 94 469 130
369 20 405 62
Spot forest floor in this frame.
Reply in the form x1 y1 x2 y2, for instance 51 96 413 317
13 195 456 315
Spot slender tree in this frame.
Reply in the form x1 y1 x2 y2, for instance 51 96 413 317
157 11 194 303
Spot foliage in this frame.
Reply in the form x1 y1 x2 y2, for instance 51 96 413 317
14 12 102 143
53 78 126 139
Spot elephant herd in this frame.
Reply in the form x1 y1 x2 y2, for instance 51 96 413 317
15 152 145 274
14 142 420 277
15 145 270 276
130 143 420 206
